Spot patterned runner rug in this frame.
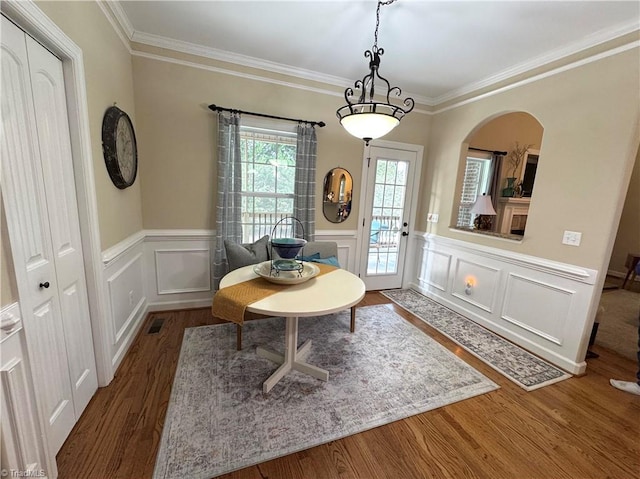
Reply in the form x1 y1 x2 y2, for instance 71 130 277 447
154 305 498 479
382 289 571 391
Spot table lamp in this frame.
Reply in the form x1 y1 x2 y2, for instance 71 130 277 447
470 194 496 231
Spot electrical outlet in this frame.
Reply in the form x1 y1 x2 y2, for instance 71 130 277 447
427 213 439 223
562 231 582 246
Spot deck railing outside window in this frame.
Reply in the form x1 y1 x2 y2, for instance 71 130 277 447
241 212 293 243
370 215 401 247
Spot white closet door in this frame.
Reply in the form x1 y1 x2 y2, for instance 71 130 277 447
1 16 97 455
25 34 98 419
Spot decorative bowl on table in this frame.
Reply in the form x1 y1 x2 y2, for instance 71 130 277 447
253 260 320 285
271 237 307 259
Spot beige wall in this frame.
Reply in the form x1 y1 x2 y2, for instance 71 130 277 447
1 1 140 303
420 47 640 271
130 47 431 232
469 111 544 181
609 145 640 274
36 0 143 250
470 111 544 152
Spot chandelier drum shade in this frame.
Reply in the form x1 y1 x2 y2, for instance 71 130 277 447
337 0 414 145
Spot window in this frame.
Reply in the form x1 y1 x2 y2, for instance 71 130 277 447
456 151 492 227
239 126 297 242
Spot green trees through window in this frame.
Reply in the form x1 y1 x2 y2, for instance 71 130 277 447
239 127 297 241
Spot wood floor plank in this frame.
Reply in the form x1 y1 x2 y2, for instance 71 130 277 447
56 292 640 479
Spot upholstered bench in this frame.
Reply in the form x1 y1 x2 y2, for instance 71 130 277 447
223 237 355 349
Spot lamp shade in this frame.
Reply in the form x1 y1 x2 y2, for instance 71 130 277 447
470 195 496 215
339 112 400 142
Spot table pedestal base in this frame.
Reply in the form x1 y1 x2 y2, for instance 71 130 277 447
257 316 328 393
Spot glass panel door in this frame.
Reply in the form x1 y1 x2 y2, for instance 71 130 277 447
359 146 417 290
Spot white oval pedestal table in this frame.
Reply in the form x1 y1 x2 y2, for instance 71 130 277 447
219 264 365 393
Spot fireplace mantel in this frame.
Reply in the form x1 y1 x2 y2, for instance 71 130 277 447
496 198 531 235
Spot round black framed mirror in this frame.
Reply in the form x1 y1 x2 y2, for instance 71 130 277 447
322 167 353 223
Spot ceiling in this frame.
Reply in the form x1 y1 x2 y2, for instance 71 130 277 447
117 1 640 105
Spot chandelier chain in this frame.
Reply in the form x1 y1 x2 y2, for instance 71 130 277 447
374 0 396 49
337 0 413 144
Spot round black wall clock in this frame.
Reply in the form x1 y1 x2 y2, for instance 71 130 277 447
102 106 138 189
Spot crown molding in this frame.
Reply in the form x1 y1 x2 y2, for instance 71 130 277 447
102 0 134 40
130 29 433 107
131 50 345 98
132 30 347 86
100 0 636 110
433 19 640 105
131 49 433 116
433 39 640 115
96 1 132 52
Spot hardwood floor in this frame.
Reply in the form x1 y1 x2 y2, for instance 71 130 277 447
56 292 640 479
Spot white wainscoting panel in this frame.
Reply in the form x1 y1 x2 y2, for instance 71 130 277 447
143 231 215 310
107 253 145 344
418 248 451 292
501 273 574 346
451 258 501 313
155 249 211 295
314 230 358 273
104 241 147 370
409 233 598 374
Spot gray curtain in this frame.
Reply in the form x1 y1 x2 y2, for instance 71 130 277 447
293 123 317 241
213 111 242 289
488 153 504 213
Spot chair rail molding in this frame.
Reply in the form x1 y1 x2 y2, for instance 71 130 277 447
408 233 599 374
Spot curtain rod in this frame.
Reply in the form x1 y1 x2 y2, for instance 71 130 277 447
469 147 507 155
208 104 325 128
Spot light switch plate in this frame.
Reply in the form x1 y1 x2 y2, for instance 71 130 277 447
562 230 582 246
427 213 439 223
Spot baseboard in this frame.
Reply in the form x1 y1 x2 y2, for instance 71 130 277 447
146 299 212 313
607 269 639 282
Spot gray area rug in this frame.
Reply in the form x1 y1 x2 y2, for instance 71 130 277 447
382 289 571 391
154 305 498 479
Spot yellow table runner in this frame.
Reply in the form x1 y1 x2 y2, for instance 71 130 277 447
211 263 337 325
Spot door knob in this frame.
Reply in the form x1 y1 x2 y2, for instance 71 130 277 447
39 282 50 289
402 232 408 236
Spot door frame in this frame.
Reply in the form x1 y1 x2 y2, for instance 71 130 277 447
354 139 424 288
2 2 112 389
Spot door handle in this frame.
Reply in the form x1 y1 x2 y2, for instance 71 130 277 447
402 232 408 237
39 281 50 289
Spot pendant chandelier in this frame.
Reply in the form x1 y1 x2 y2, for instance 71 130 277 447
337 0 414 145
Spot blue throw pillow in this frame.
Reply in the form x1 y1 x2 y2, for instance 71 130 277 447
312 256 340 268
297 252 321 262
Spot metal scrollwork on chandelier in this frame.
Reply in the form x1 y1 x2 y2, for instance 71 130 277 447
337 0 414 145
